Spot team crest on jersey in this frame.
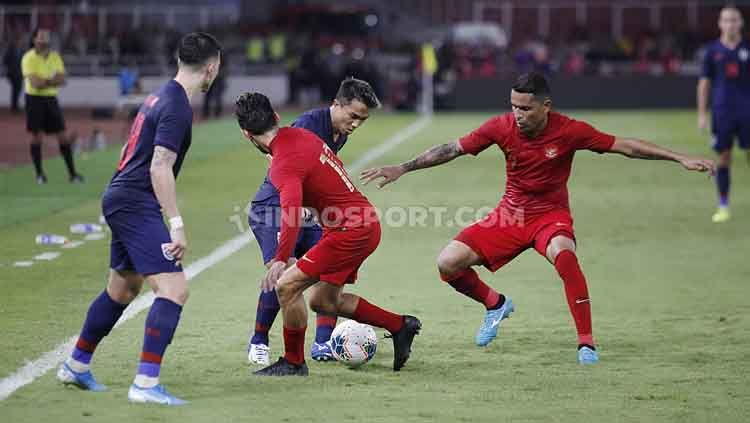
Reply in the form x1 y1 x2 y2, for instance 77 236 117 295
161 243 175 261
714 52 724 61
739 48 749 62
544 146 559 159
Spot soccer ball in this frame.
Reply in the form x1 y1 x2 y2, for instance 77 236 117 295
330 320 377 367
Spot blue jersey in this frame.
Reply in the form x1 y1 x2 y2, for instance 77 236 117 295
104 80 192 214
701 39 750 112
251 107 348 207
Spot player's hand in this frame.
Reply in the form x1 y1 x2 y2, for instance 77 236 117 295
697 112 708 132
679 156 716 175
167 227 188 266
360 165 405 189
261 260 286 292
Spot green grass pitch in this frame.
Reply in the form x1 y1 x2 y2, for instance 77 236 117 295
0 110 748 422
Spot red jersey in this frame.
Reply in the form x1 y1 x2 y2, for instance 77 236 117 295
458 112 615 217
268 127 376 263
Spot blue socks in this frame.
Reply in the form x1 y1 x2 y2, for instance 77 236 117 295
68 290 128 372
135 298 182 388
251 290 280 345
717 166 730 207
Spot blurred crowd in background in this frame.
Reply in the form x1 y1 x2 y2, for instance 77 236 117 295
2 0 747 111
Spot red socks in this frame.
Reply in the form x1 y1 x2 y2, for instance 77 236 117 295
352 297 403 334
283 326 307 365
441 268 500 310
554 250 594 346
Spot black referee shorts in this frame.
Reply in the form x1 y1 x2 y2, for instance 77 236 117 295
25 94 66 134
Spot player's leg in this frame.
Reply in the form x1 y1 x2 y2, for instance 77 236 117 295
308 281 421 371
534 211 597 365
113 210 188 404
299 224 338 361
126 271 189 405
711 113 734 223
25 95 46 183
247 215 282 364
439 211 520 347
254 265 317 376
59 269 143 391
50 97 83 183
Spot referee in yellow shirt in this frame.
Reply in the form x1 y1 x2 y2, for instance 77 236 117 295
22 28 83 184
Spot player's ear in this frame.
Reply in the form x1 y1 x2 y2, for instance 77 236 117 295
274 112 280 124
240 129 253 140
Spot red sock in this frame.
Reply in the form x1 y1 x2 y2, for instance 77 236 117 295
554 250 594 346
352 297 403 333
283 325 307 365
441 268 500 309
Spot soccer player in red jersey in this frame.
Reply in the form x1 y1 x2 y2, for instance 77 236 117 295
235 92 421 376
361 72 715 364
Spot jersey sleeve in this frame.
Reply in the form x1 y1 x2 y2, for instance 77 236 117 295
570 120 616 153
269 151 310 263
154 102 190 153
21 53 35 78
53 52 66 75
700 46 714 79
458 116 506 156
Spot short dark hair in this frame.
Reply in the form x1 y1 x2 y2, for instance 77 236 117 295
236 92 276 135
512 72 551 100
336 77 381 108
177 32 221 67
29 27 49 48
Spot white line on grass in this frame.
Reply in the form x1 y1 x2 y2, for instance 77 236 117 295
0 114 431 401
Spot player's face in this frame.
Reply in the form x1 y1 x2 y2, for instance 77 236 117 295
719 8 743 38
34 30 50 52
201 55 221 93
510 90 550 137
331 99 370 135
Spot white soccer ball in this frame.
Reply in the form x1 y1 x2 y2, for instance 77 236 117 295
330 320 377 367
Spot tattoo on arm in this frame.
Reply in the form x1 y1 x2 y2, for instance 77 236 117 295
151 146 177 169
401 141 463 172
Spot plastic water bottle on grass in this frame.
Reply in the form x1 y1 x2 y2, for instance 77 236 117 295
35 234 69 245
70 223 103 234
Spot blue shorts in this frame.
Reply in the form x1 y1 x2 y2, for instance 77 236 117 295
104 208 182 276
711 111 750 152
249 205 322 264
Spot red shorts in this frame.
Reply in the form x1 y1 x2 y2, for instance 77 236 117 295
455 207 575 272
296 222 381 286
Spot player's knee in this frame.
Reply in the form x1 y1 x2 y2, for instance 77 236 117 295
437 249 464 277
309 296 336 315
275 281 298 307
718 151 732 167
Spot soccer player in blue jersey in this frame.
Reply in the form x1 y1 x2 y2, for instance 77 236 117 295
698 6 750 223
246 78 381 365
56 33 221 405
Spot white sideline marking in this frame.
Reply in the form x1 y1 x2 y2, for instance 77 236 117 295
34 252 61 261
12 261 34 268
0 114 431 401
83 233 106 241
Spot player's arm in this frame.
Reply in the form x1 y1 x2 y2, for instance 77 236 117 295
22 56 48 90
697 77 711 130
150 146 187 261
360 141 466 188
263 160 307 289
609 137 715 173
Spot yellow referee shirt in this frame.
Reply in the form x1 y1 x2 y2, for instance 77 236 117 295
21 49 65 97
